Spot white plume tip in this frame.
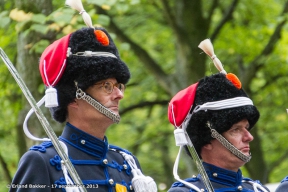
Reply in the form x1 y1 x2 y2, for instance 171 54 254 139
65 0 93 28
198 38 226 74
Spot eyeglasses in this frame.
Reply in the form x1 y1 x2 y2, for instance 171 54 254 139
94 81 126 94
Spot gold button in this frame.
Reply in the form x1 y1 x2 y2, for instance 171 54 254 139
213 173 218 177
81 140 85 144
103 159 108 164
238 186 243 190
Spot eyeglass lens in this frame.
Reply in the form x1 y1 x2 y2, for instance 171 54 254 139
103 82 125 93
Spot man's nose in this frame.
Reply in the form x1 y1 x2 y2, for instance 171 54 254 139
112 86 124 100
244 129 254 142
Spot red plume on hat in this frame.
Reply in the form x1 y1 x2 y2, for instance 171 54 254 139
39 34 71 107
168 83 198 128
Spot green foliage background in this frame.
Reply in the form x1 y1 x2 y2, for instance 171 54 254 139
1 0 288 191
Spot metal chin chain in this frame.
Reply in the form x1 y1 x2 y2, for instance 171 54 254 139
75 84 120 124
207 122 251 163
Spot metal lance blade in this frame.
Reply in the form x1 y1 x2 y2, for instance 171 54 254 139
0 48 87 192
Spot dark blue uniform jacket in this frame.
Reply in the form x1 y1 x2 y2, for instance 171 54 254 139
275 176 288 192
10 123 139 192
168 162 269 192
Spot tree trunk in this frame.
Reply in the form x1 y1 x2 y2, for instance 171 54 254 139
15 0 54 157
0 152 12 183
174 0 208 89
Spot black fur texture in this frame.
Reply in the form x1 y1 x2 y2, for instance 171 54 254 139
49 27 130 122
186 73 259 157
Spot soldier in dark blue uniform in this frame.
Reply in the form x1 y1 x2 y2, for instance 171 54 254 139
167 39 269 192
9 1 156 192
276 177 288 192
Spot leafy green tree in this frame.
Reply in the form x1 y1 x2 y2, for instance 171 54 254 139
96 0 288 185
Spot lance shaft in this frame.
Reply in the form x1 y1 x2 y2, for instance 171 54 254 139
0 48 87 192
186 144 214 192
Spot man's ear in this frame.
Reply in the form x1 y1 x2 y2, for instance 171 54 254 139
68 99 78 109
203 143 213 151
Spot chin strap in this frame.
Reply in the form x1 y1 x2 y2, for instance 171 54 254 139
192 96 254 163
207 122 251 163
75 86 120 124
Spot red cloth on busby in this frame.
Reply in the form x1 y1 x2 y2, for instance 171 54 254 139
168 83 199 127
39 34 71 87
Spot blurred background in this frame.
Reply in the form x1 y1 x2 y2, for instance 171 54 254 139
0 0 288 191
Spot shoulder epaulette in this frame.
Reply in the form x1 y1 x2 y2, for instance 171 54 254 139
29 141 53 153
171 177 200 188
280 176 288 183
109 144 132 155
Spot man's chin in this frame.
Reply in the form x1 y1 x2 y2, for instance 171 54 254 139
108 107 119 114
111 110 119 115
242 151 251 157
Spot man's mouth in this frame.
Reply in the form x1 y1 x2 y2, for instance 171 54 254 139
108 106 119 113
241 146 250 153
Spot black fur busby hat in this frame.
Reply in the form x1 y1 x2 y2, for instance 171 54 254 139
186 73 260 156
168 39 260 158
39 27 130 123
38 0 131 123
